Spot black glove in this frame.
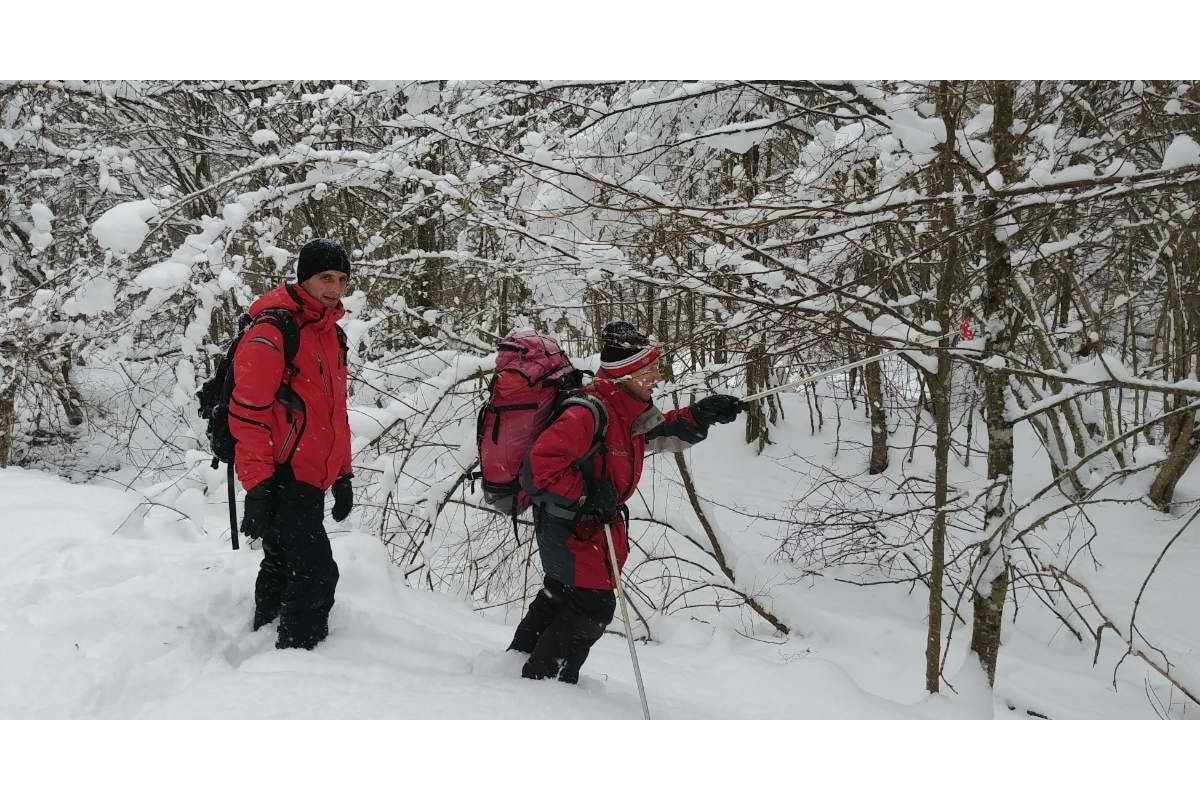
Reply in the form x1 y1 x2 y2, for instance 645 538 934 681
331 474 354 522
241 477 278 540
581 480 621 524
691 394 745 428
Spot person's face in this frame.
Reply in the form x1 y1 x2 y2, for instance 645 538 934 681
300 270 349 308
624 358 663 401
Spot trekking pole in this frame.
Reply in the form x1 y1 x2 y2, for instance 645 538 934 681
227 462 239 551
603 522 651 720
741 348 898 403
740 329 963 404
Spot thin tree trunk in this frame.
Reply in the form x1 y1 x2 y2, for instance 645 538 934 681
745 340 772 453
927 367 951 694
926 79 962 694
0 374 16 468
969 80 1017 686
866 344 889 474
1148 231 1200 508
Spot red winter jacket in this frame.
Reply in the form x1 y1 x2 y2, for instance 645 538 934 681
522 378 708 590
228 283 351 493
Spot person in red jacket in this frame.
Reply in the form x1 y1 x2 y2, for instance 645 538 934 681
228 238 355 650
509 321 743 683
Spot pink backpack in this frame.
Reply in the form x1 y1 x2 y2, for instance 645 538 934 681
476 329 584 517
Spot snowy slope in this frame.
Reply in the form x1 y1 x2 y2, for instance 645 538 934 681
4 416 1196 722
1 464 993 720
683 401 1200 720
4 364 1200 720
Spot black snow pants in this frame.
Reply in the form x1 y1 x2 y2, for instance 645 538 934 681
508 576 616 684
252 477 339 650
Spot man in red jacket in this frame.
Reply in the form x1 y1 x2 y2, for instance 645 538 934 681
228 238 355 650
509 321 743 683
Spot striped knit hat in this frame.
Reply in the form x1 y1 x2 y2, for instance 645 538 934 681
597 321 661 379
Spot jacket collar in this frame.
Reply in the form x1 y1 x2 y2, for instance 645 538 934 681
249 282 345 329
591 378 663 434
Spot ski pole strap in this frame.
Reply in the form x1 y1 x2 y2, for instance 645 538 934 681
227 461 239 551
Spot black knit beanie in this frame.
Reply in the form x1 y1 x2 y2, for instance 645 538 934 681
296 238 351 283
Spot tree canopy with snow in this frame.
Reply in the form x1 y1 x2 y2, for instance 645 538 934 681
2 79 1198 721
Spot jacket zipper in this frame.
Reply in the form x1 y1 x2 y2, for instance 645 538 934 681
317 341 337 487
317 352 331 396
277 419 299 461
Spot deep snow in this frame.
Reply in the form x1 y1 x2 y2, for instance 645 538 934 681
5 456 1194 800
3 396 1197 722
1 465 987 720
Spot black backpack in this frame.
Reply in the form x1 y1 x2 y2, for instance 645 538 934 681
197 308 300 548
198 308 301 463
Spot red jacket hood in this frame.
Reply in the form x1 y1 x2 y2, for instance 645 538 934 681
248 282 346 330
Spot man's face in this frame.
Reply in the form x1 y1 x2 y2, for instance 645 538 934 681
624 358 663 401
300 270 349 308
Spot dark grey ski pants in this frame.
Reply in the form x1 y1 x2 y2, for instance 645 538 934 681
252 478 339 650
509 577 616 683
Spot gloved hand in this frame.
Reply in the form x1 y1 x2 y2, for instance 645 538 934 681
692 394 745 428
331 474 354 522
241 477 278 540
581 480 621 524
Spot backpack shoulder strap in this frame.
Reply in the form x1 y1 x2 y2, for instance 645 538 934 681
556 393 611 523
247 308 301 367
218 314 257 396
560 394 608 448
561 393 608 488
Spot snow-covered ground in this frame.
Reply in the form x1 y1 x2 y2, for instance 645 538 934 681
3 406 1197 722
3 379 1199 800
4 454 1193 800
0 464 980 720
